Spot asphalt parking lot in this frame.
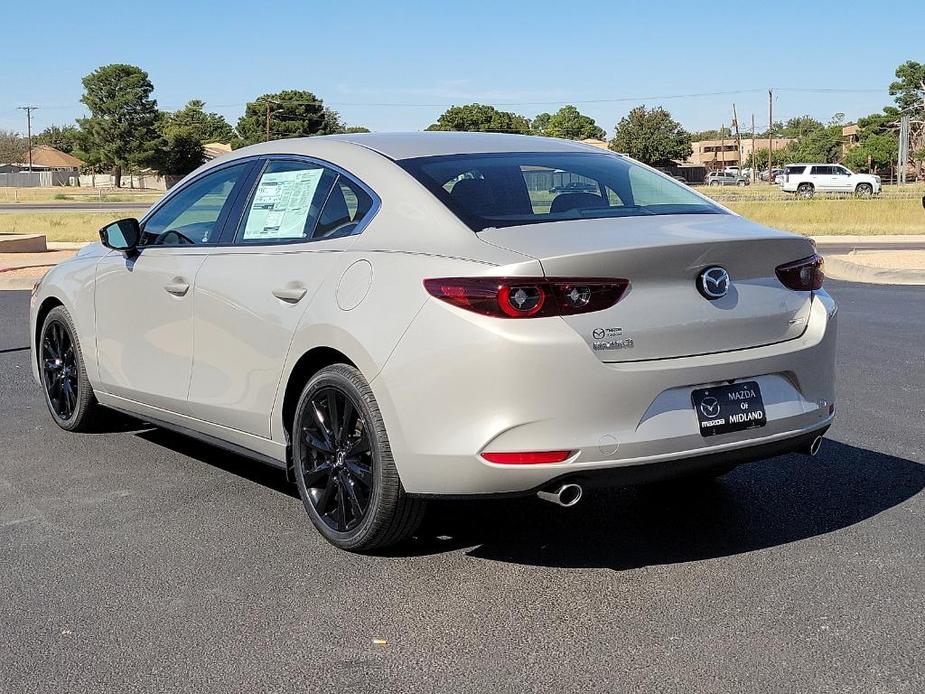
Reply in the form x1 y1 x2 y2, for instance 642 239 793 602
1 281 923 694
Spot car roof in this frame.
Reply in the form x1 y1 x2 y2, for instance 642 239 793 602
231 131 611 162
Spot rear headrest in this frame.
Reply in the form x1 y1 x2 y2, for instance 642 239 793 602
450 178 496 215
550 192 607 214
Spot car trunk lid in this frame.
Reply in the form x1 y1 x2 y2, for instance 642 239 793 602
479 214 815 362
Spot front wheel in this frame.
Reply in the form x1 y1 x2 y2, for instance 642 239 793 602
39 306 103 431
855 183 873 197
292 364 425 552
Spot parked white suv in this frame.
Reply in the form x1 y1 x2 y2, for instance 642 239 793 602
780 163 881 198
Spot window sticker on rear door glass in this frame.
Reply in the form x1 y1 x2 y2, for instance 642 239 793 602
242 168 324 240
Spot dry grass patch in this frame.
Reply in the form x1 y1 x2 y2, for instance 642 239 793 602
0 211 147 243
0 187 162 205
727 198 925 235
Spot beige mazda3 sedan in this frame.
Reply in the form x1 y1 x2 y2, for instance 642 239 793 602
30 132 837 551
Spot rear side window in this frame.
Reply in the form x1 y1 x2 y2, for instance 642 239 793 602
785 165 806 176
399 152 723 231
235 160 374 244
811 165 833 176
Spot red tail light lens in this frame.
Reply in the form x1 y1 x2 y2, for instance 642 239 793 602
481 450 573 464
775 254 825 291
423 277 629 318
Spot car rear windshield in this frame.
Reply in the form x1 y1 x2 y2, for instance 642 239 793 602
398 152 725 231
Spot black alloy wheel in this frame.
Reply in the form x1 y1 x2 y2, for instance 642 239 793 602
297 385 373 533
41 319 79 421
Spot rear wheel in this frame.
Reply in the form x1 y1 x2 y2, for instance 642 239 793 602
292 364 425 552
855 183 873 197
797 183 814 199
39 306 103 431
736 180 747 187
709 180 720 187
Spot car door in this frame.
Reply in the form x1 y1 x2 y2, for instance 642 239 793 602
833 165 854 192
94 161 254 414
811 165 837 192
187 157 378 437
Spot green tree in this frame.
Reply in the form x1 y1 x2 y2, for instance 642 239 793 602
148 128 204 177
780 115 824 138
343 126 371 133
234 90 340 147
843 133 897 172
609 106 692 165
33 125 81 154
888 60 925 113
531 105 605 140
0 129 27 165
76 64 160 187
743 147 789 170
689 127 731 141
426 103 531 134
163 100 234 143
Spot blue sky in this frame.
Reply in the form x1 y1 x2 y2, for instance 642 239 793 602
1 1 922 137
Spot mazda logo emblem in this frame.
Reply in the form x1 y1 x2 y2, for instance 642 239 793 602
697 266 730 300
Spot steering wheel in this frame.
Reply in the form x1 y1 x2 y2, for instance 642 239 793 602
153 229 196 246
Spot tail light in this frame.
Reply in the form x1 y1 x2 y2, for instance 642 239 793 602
423 277 629 318
775 254 824 291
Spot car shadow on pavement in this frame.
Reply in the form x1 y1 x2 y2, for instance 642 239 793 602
408 439 925 570
134 427 298 498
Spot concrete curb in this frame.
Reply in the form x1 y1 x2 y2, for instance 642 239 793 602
824 255 925 286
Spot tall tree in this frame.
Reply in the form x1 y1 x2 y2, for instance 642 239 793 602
889 60 925 176
532 105 605 140
163 100 234 143
148 129 204 177
234 90 341 147
33 125 81 154
609 106 692 165
77 64 160 187
780 115 824 138
426 104 531 134
0 129 27 165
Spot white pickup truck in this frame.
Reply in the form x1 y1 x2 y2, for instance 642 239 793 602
779 163 881 198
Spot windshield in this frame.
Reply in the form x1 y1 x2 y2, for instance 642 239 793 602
399 151 724 231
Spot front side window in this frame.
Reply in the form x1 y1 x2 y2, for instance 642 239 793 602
142 163 249 245
399 152 723 232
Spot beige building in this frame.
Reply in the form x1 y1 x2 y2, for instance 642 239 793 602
687 137 794 171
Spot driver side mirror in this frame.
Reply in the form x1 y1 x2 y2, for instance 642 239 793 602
100 218 141 253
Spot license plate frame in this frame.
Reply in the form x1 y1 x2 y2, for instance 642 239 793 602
691 380 767 437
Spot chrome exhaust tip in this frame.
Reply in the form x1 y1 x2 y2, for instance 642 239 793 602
806 436 823 457
537 483 583 508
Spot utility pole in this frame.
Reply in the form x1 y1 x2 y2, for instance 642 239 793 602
17 106 37 172
265 100 272 143
720 124 725 172
732 103 742 173
751 113 756 183
767 89 773 183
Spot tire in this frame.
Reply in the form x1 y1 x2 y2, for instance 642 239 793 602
797 183 814 199
709 181 720 187
38 306 103 432
292 364 425 552
855 183 873 197
736 180 747 187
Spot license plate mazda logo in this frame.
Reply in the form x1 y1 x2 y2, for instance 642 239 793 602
697 266 730 300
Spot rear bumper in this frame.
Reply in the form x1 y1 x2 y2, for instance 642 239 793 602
416 423 831 499
373 290 837 496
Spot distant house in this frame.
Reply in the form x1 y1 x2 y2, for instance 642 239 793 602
0 145 84 173
580 138 610 150
203 142 232 161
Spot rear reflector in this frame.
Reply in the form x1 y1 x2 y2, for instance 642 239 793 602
424 277 629 318
775 254 824 291
481 450 573 464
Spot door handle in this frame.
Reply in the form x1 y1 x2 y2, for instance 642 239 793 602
272 286 307 304
164 280 190 297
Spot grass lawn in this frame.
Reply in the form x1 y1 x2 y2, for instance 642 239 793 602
0 187 163 205
0 211 147 243
723 198 924 235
